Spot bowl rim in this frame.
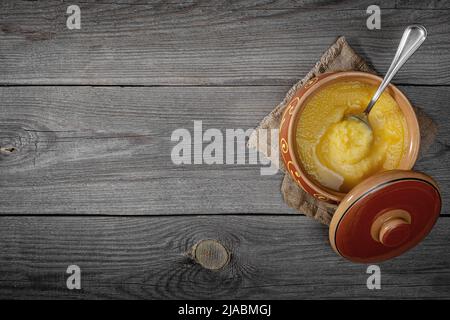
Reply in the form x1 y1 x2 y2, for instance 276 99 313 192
286 71 421 202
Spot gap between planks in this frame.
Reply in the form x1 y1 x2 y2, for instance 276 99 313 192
0 213 449 217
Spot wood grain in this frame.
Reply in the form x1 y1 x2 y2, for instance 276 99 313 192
0 85 448 215
0 1 449 86
395 0 450 9
0 215 448 299
27 0 450 10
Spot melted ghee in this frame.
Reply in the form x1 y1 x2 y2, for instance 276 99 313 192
296 80 408 193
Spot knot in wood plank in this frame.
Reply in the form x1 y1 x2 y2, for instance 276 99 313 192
192 239 230 270
0 120 53 167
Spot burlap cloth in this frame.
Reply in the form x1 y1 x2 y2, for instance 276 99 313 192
248 36 437 226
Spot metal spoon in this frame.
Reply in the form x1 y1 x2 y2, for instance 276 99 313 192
348 25 427 127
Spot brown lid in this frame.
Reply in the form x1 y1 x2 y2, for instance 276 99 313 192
329 170 441 263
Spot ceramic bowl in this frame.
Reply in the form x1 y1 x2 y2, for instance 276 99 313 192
279 71 420 204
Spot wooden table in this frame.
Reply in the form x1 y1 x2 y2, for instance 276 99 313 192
0 0 449 299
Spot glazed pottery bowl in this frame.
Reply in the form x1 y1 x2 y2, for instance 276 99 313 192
279 71 420 204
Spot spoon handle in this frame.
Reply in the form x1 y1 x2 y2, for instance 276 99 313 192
365 24 427 115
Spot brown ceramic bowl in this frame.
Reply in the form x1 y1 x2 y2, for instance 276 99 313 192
279 71 420 204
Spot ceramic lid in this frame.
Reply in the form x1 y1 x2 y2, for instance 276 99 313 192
329 170 441 263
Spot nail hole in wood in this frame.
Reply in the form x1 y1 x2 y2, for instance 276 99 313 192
0 146 16 154
191 239 230 270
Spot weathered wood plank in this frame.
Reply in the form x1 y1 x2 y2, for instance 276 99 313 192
0 85 448 215
395 0 450 9
0 86 290 215
0 215 448 299
35 0 450 10
0 1 449 85
54 0 397 9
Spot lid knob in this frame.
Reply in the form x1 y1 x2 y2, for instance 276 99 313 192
370 209 412 247
379 218 411 247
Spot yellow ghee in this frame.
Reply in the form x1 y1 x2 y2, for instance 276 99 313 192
296 80 408 193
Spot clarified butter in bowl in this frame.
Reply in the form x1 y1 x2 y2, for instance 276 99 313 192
296 80 409 193
279 71 420 203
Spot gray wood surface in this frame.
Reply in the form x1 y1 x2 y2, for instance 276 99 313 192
0 1 450 85
0 215 449 299
0 0 449 299
0 85 448 215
